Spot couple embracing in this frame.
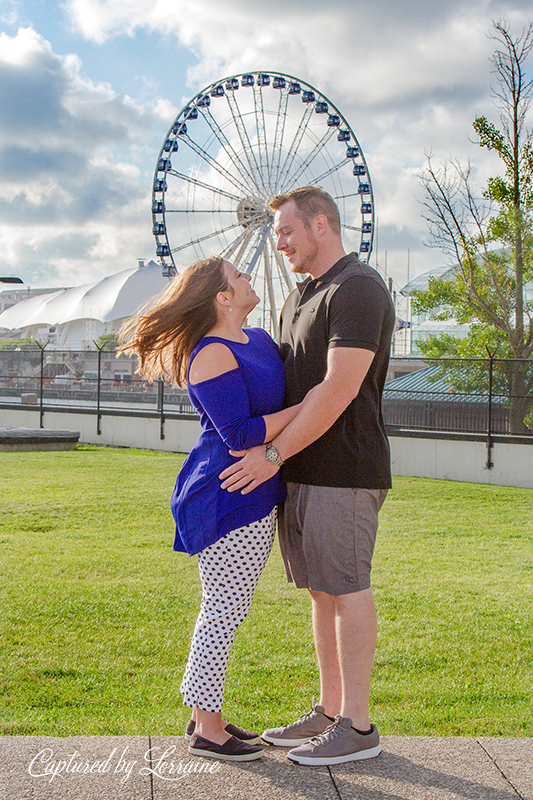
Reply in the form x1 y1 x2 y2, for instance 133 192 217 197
122 187 395 766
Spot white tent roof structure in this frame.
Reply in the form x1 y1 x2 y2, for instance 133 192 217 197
0 261 169 332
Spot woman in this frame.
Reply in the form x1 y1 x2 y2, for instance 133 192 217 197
120 256 303 762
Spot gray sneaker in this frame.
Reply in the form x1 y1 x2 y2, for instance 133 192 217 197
287 716 381 765
262 702 334 747
185 719 262 744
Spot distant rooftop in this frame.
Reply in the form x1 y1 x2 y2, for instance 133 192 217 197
0 260 166 331
383 365 501 404
401 265 455 295
402 262 533 300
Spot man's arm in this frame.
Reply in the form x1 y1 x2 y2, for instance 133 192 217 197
219 346 375 493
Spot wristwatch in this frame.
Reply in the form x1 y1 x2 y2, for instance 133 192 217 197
265 443 285 466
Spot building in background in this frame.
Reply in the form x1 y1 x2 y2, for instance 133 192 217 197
0 260 169 349
401 263 533 356
0 287 67 317
6 260 509 358
400 265 471 355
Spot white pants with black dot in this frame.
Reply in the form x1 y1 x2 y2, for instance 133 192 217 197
180 508 276 713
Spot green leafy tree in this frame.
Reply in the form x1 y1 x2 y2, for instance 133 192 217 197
415 19 533 432
96 333 119 351
0 338 41 351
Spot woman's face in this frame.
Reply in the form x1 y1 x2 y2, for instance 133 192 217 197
222 261 260 314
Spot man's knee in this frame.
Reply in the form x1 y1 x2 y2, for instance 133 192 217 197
331 588 376 619
309 588 335 603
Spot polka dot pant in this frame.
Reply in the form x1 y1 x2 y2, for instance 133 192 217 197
180 508 276 713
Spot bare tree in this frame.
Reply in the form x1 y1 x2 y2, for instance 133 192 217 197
415 19 533 432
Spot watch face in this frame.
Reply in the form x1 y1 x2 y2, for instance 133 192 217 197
266 445 283 465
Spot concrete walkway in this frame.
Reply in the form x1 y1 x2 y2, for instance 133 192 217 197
1 736 531 800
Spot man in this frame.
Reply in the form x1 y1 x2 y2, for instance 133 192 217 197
220 186 395 765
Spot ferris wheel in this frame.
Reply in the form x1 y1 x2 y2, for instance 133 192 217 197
152 71 374 335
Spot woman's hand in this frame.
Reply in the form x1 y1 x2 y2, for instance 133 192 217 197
220 445 280 493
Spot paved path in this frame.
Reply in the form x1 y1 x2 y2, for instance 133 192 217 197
1 736 531 800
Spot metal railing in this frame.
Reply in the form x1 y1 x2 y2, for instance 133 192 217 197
383 355 533 467
0 346 196 440
1 349 532 455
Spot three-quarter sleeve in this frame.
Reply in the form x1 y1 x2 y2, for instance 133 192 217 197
190 367 267 451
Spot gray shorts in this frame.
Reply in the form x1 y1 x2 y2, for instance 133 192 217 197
278 483 388 595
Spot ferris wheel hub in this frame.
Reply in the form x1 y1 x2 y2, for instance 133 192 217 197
237 196 271 229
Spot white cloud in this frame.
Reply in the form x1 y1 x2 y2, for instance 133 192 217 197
4 1 532 290
62 0 533 284
0 0 17 26
63 0 499 103
0 27 160 285
153 97 179 122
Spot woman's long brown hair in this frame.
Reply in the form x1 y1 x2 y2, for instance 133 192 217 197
118 256 229 386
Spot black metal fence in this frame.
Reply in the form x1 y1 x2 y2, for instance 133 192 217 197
1 348 532 442
383 356 533 438
0 346 196 437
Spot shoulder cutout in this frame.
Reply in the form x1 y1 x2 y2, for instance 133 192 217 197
189 342 239 385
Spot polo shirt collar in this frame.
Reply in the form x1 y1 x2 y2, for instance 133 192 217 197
297 253 357 292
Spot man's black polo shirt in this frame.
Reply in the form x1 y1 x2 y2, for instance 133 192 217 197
279 253 395 488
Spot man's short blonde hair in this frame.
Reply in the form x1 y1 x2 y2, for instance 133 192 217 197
269 186 341 236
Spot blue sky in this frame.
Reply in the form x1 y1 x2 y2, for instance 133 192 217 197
0 0 531 290
1 0 197 97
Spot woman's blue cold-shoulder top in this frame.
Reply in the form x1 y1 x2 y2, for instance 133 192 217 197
171 327 287 556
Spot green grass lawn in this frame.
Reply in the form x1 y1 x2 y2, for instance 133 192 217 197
1 445 532 737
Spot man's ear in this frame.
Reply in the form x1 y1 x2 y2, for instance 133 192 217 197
313 213 329 237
